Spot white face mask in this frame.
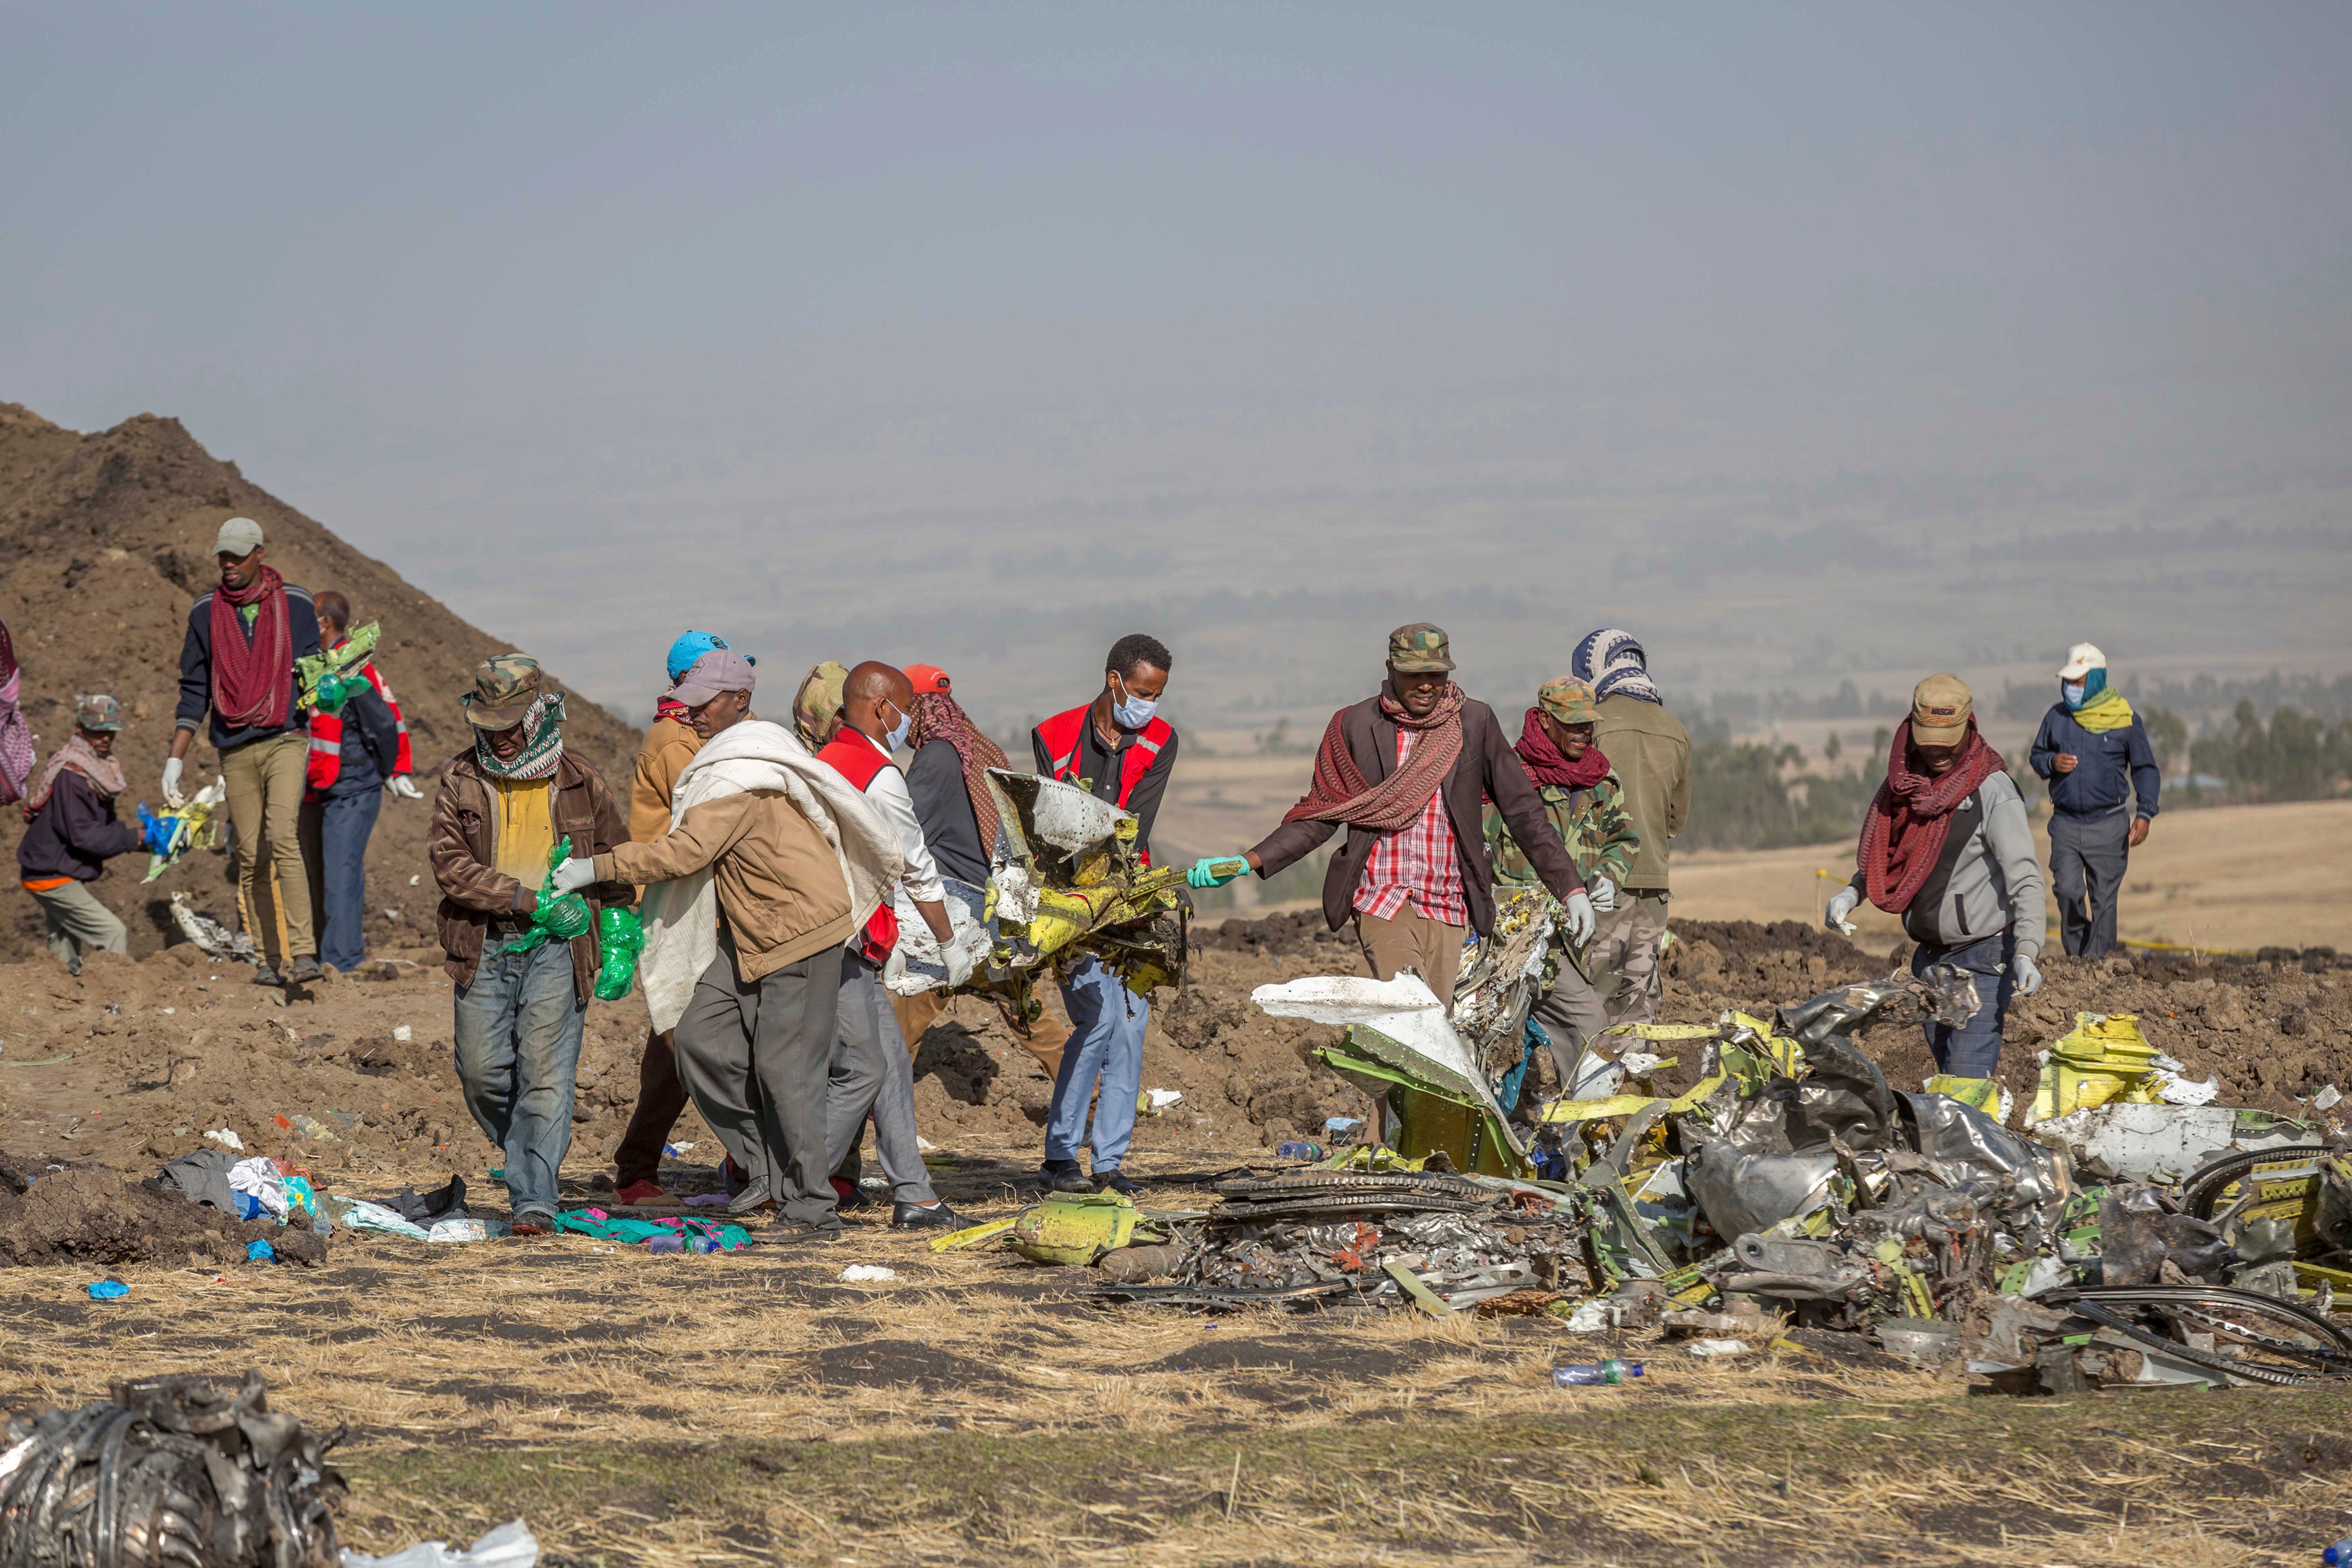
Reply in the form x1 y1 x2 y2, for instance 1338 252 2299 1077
1111 672 1158 730
2061 681 2086 708
882 700 913 752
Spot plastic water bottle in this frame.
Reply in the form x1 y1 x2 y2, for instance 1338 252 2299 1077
1554 1360 1644 1387
2323 1539 2352 1567
1276 1141 1323 1161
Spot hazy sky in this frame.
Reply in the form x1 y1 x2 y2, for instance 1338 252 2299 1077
7 4 2349 723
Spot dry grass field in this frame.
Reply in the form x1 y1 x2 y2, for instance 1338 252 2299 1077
1669 798 2352 954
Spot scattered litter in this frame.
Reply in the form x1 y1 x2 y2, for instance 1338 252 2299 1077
2314 1084 2344 1112
683 1192 729 1207
1138 1088 1184 1114
428 1218 488 1243
290 1113 340 1142
85 1279 128 1300
341 1518 539 1568
839 1265 898 1283
333 1198 433 1241
392 1024 413 1043
916 1135 942 1151
204 1127 245 1151
1554 1360 1643 1386
408 873 421 886
1561 1299 1616 1332
247 1238 276 1262
662 1142 695 1158
1687 1338 1750 1358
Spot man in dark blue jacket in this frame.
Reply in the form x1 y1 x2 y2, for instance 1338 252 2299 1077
17 696 144 974
2029 642 2159 959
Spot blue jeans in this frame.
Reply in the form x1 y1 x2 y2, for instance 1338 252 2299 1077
453 939 584 1219
1911 931 2015 1079
300 788 382 972
1045 955 1148 1172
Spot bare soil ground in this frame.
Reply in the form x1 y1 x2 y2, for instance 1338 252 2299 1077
5 916 2352 1563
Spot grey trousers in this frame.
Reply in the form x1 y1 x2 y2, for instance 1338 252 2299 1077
27 879 129 968
825 950 938 1206
1589 889 1669 1024
2049 810 2130 959
1532 948 1611 1084
673 934 843 1228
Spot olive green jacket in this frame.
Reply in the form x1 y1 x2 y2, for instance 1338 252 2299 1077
1483 772 1639 894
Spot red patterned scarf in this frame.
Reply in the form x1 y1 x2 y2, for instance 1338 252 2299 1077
1859 720 2005 914
909 690 1010 862
1513 707 1610 790
1281 683 1467 832
209 565 292 729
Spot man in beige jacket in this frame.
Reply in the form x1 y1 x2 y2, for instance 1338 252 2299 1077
1570 629 1690 1024
557 648 879 1240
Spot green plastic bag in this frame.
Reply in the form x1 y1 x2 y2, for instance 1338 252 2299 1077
594 905 644 1001
504 835 592 954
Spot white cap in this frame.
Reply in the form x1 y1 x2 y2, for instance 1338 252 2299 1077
2057 643 2106 680
212 516 265 557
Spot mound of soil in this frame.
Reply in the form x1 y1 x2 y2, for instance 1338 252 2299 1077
0 401 641 966
0 1164 325 1269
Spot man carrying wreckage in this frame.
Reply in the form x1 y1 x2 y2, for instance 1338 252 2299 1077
815 661 973 1231
1030 633 1182 1197
608 631 744 1207
552 648 900 1240
1827 674 2045 1092
897 661 1007 1053
297 589 422 976
429 656 631 1237
1480 675 1639 1090
167 516 325 987
1190 621 1595 1007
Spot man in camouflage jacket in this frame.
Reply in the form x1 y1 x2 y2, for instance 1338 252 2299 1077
1482 676 1639 1086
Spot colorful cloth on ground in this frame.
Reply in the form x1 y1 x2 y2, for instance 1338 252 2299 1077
474 692 565 781
208 564 295 729
1858 719 2007 915
1569 628 1661 706
1513 706 1610 790
555 1206 754 1252
908 689 1009 859
2067 686 2137 734
1353 727 1467 925
25 734 126 816
490 776 557 887
1280 682 1466 832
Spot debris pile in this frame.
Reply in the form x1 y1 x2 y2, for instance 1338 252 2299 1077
0 1370 344 1567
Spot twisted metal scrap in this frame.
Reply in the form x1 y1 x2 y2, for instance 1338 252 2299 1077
0 1371 342 1568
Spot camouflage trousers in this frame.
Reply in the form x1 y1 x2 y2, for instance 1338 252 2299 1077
1589 889 1669 1025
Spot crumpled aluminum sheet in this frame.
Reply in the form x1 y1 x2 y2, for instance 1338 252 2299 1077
1896 1091 2069 1206
1684 1140 1840 1239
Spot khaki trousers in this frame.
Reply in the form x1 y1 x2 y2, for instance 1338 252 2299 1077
222 732 315 966
1354 899 1467 1002
891 990 947 1059
28 879 129 968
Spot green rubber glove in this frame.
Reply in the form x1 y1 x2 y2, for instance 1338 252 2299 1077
593 906 645 1000
1187 855 1251 889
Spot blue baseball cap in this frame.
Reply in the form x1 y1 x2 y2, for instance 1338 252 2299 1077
666 631 754 684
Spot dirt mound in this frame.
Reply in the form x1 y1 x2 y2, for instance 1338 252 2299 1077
0 401 641 965
0 1163 324 1268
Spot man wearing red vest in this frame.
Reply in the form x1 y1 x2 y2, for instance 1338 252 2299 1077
1028 633 1178 1196
815 662 969 1230
298 591 422 974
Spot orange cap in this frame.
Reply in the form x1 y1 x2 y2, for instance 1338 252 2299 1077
903 663 951 695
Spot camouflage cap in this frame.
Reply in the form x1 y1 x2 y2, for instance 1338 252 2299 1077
1535 676 1598 726
74 694 124 733
462 653 551 728
1910 672 1972 739
792 660 849 749
1386 622 1455 673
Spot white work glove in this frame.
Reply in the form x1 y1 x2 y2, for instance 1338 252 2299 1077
2012 952 2043 997
1560 889 1596 946
943 940 976 989
549 857 599 897
1587 875 1617 913
385 775 424 800
161 757 185 809
1825 886 1859 935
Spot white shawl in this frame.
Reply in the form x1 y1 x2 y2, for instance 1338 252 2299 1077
635 719 901 1031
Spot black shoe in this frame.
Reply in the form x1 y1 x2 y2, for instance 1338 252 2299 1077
893 1200 967 1231
1048 1165 1097 1194
250 964 283 988
768 1219 844 1244
285 955 323 985
1095 1169 1142 1199
726 1176 774 1217
511 1209 561 1237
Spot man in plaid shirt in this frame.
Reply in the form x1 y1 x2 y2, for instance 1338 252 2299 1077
1190 623 1592 1002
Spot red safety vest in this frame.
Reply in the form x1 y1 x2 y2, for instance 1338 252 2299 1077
816 729 903 962
305 655 413 802
1033 703 1172 867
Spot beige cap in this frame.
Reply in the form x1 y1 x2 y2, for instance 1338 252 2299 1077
1910 673 1972 739
2057 642 2106 680
212 516 265 557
